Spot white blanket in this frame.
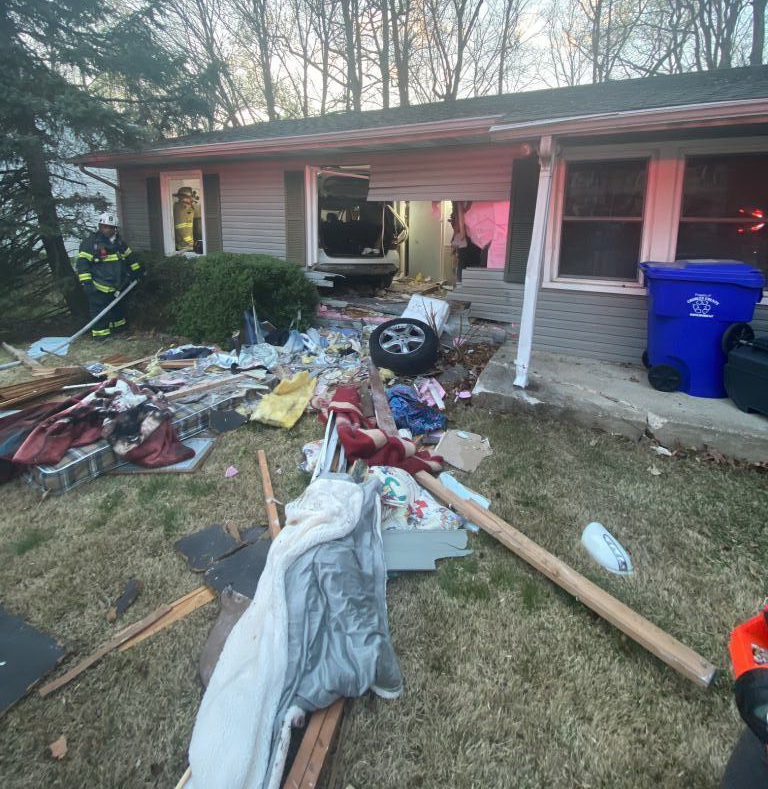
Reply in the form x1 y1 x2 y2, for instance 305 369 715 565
188 475 401 789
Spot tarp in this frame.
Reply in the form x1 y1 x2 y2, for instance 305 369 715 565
188 475 402 789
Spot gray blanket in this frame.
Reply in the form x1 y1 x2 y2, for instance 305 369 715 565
189 474 402 789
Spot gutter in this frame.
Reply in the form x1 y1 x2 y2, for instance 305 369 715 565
75 115 505 167
489 98 768 140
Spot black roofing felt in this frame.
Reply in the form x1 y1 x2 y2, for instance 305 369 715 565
133 66 768 153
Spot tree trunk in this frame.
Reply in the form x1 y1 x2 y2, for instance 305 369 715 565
752 0 767 65
381 0 391 108
24 126 86 317
341 0 362 111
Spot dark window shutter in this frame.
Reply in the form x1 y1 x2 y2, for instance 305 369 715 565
284 171 306 265
504 156 540 284
146 177 164 253
203 173 223 253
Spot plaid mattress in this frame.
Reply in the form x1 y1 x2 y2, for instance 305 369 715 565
23 395 237 495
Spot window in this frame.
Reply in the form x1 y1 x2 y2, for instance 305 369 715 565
676 154 768 276
557 159 648 281
160 171 206 255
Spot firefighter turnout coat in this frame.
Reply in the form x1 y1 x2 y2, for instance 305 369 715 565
76 232 142 294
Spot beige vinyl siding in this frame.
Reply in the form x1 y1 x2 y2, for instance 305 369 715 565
217 162 285 258
117 162 289 259
367 145 517 202
450 268 768 364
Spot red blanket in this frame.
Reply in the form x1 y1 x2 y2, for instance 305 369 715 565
11 379 193 469
319 385 442 474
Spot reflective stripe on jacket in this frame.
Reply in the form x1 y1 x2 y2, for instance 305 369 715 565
76 231 142 291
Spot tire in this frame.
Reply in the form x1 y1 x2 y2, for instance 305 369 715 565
721 322 754 355
648 364 682 393
369 317 439 375
641 349 650 369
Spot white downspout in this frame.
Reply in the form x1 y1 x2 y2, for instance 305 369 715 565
514 135 555 388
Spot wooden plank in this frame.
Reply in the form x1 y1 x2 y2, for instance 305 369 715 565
258 449 282 539
2 342 43 371
38 605 173 696
415 472 717 689
173 766 191 789
366 361 397 436
283 699 345 789
97 355 154 375
167 373 249 401
116 586 216 652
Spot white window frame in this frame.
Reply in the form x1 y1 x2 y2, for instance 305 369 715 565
159 170 207 257
544 144 659 294
543 136 768 298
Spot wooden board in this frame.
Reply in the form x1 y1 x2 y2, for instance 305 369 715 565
167 373 249 401
116 586 216 652
366 361 397 436
282 699 345 789
415 471 718 688
38 605 173 697
258 450 282 539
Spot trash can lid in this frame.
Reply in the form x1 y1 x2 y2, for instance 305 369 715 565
639 259 765 287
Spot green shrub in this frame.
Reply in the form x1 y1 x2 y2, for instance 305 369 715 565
172 253 318 345
124 252 194 331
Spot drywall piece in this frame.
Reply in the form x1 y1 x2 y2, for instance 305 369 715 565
0 605 63 714
581 522 634 575
382 529 472 571
435 430 492 472
175 524 267 573
401 295 451 335
203 539 271 598
110 437 214 475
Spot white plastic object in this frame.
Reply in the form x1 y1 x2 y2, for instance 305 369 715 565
581 522 633 575
401 295 450 335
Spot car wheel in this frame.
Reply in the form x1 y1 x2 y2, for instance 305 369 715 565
369 317 439 375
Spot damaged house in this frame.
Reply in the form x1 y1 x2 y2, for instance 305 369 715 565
76 66 768 386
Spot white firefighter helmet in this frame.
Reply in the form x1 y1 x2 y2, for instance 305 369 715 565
97 212 119 227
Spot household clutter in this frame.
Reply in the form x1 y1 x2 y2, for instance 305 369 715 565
0 288 725 788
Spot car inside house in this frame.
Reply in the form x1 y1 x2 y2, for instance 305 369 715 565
316 169 407 287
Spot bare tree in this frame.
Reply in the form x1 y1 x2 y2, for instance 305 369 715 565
540 0 592 85
153 0 253 128
388 0 418 105
420 0 485 100
685 0 750 70
752 0 767 65
232 0 281 120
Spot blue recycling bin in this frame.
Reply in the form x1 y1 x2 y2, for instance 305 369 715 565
639 260 764 398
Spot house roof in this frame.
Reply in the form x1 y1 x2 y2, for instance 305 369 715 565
78 66 768 165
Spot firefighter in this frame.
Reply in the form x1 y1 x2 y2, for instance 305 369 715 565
173 186 199 252
76 212 143 340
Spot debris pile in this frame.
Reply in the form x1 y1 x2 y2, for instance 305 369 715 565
0 288 722 789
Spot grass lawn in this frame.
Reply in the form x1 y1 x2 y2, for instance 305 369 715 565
1 336 766 788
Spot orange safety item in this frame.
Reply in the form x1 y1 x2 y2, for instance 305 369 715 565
729 606 768 744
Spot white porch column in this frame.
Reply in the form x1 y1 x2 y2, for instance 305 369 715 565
514 135 555 388
304 166 319 267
